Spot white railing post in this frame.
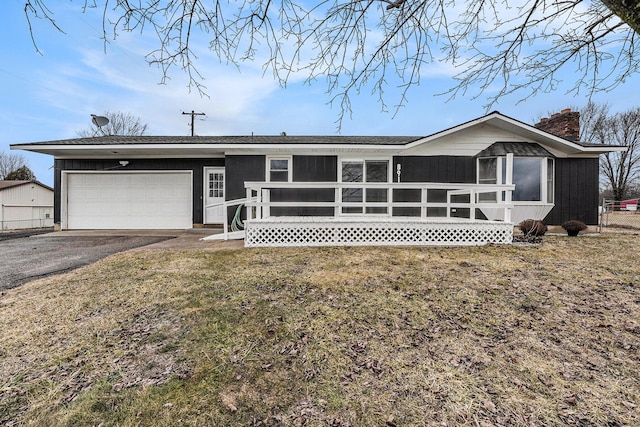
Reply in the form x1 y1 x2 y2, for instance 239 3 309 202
246 187 253 221
223 201 228 237
504 153 514 223
470 190 476 220
256 188 263 220
262 189 270 218
335 186 341 217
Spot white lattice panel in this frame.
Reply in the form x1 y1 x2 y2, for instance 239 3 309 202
245 218 513 247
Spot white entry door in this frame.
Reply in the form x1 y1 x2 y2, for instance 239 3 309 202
204 167 225 224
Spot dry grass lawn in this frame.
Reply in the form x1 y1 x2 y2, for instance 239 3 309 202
1 233 639 426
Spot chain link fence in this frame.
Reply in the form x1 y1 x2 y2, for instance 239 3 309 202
599 199 640 232
1 219 54 230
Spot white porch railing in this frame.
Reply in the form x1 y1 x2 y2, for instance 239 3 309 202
244 181 515 223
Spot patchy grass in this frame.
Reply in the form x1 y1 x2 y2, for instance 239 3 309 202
1 234 639 426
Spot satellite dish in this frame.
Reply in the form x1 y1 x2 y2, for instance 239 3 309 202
91 114 109 127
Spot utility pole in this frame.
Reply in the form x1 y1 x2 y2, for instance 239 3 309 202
182 110 205 136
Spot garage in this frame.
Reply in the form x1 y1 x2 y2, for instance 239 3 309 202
64 172 192 229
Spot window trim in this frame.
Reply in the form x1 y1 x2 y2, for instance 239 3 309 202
338 157 392 215
338 157 393 183
476 155 554 204
266 155 293 182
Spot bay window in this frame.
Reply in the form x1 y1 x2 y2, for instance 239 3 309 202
477 156 554 203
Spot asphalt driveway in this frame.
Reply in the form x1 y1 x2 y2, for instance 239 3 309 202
0 232 175 291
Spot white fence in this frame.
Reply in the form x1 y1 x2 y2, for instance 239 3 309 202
244 181 515 222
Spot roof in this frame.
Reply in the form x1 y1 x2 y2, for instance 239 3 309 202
12 135 421 146
0 180 53 192
10 111 626 157
476 142 553 157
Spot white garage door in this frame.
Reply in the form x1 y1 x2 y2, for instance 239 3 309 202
65 172 192 229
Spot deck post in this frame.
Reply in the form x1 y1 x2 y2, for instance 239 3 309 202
470 190 476 220
223 201 228 239
262 189 270 218
505 153 514 223
246 187 253 221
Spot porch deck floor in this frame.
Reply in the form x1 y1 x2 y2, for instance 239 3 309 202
244 216 513 247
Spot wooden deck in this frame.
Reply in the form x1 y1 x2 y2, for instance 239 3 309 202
203 180 517 247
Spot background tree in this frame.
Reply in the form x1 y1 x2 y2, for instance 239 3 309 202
579 103 640 201
23 1 640 127
77 111 149 137
0 151 28 180
4 165 37 181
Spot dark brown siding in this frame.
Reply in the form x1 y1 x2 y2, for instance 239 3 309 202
224 155 266 221
272 155 337 216
225 155 266 201
53 158 224 225
544 158 599 225
393 156 476 183
293 155 337 182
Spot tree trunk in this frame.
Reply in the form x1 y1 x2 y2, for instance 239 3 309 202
602 0 640 34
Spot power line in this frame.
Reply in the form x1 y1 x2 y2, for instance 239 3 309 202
182 110 205 136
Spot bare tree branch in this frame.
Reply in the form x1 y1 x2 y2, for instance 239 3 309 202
77 111 149 137
0 152 29 180
22 1 640 130
582 103 640 200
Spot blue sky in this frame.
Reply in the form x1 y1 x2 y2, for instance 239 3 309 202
2 0 639 187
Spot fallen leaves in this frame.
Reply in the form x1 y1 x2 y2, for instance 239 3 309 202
2 235 640 426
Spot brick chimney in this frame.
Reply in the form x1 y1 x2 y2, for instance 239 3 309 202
534 108 580 142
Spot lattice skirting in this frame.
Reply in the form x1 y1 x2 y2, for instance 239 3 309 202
244 218 513 247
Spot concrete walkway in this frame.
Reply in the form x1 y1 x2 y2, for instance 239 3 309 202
46 229 245 250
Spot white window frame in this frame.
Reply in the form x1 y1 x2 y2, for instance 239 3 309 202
338 157 393 184
476 156 554 204
338 157 392 215
266 156 292 182
545 158 554 204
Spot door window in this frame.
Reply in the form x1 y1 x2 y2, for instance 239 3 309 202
209 172 224 198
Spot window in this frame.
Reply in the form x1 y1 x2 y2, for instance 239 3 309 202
267 157 291 182
208 172 224 198
512 158 541 201
546 158 554 203
39 208 52 219
340 159 389 214
477 156 554 203
478 157 498 202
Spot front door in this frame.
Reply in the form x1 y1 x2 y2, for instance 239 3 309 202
204 167 225 224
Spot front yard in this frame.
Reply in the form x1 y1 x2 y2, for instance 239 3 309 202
1 233 639 426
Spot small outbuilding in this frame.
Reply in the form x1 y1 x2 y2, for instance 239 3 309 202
0 180 54 230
